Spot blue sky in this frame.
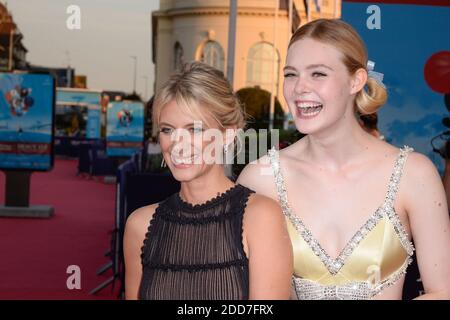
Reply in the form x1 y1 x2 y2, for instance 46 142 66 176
342 3 450 171
6 0 160 98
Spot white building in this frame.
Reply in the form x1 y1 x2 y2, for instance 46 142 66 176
151 0 341 112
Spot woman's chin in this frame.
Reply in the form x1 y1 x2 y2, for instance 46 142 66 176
170 166 202 183
294 121 320 135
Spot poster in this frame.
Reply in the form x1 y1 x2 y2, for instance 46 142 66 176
106 101 144 157
56 88 102 139
0 72 55 171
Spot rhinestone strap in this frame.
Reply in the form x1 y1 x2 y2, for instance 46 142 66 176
382 146 415 255
384 146 414 208
385 206 415 256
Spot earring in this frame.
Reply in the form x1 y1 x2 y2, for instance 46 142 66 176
223 144 230 165
161 157 167 168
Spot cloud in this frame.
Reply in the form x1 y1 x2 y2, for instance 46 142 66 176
386 113 444 145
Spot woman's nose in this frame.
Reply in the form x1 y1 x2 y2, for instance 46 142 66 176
171 141 193 158
294 77 310 95
169 129 193 156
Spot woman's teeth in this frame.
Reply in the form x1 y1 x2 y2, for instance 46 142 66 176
171 155 196 165
296 102 323 116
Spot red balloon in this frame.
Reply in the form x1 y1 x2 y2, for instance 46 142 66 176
424 51 450 94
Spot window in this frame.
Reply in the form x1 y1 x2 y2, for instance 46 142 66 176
246 42 280 93
199 41 225 71
174 42 184 71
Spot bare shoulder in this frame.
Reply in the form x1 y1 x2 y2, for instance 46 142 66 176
376 143 441 195
237 154 277 198
237 154 272 181
125 203 159 238
400 150 446 214
401 150 443 190
244 193 284 226
403 150 440 180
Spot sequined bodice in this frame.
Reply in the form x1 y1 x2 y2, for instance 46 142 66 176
268 146 415 300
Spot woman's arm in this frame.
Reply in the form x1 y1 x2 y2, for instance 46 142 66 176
402 153 450 300
243 194 293 300
123 204 157 300
444 158 450 208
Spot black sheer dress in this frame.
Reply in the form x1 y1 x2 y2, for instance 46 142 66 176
139 184 254 300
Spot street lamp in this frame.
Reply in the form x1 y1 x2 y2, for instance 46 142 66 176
226 0 237 85
130 55 137 94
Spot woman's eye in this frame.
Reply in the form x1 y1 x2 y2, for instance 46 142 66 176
159 127 173 135
283 73 297 78
312 72 327 77
189 127 203 134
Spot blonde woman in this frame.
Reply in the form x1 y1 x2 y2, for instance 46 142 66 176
238 19 450 300
123 61 292 300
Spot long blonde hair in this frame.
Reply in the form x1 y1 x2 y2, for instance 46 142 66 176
289 19 387 115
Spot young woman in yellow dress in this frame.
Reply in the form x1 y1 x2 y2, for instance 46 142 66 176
238 19 450 300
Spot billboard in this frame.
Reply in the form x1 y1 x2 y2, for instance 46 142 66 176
0 72 55 171
56 88 101 139
342 0 450 172
106 101 144 157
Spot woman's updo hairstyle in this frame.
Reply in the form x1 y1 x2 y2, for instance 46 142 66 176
289 19 387 115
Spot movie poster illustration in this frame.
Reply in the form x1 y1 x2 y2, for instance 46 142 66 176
0 73 55 171
106 101 144 157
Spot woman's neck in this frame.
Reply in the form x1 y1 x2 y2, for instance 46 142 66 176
179 166 235 205
303 114 376 170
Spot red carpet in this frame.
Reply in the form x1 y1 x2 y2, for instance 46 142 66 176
0 159 120 299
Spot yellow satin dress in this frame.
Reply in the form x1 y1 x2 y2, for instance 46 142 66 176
268 146 415 300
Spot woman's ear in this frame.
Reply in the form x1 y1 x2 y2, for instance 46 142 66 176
350 68 368 95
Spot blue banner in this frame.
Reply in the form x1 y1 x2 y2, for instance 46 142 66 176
0 73 55 171
342 1 450 172
87 107 101 139
106 101 144 157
